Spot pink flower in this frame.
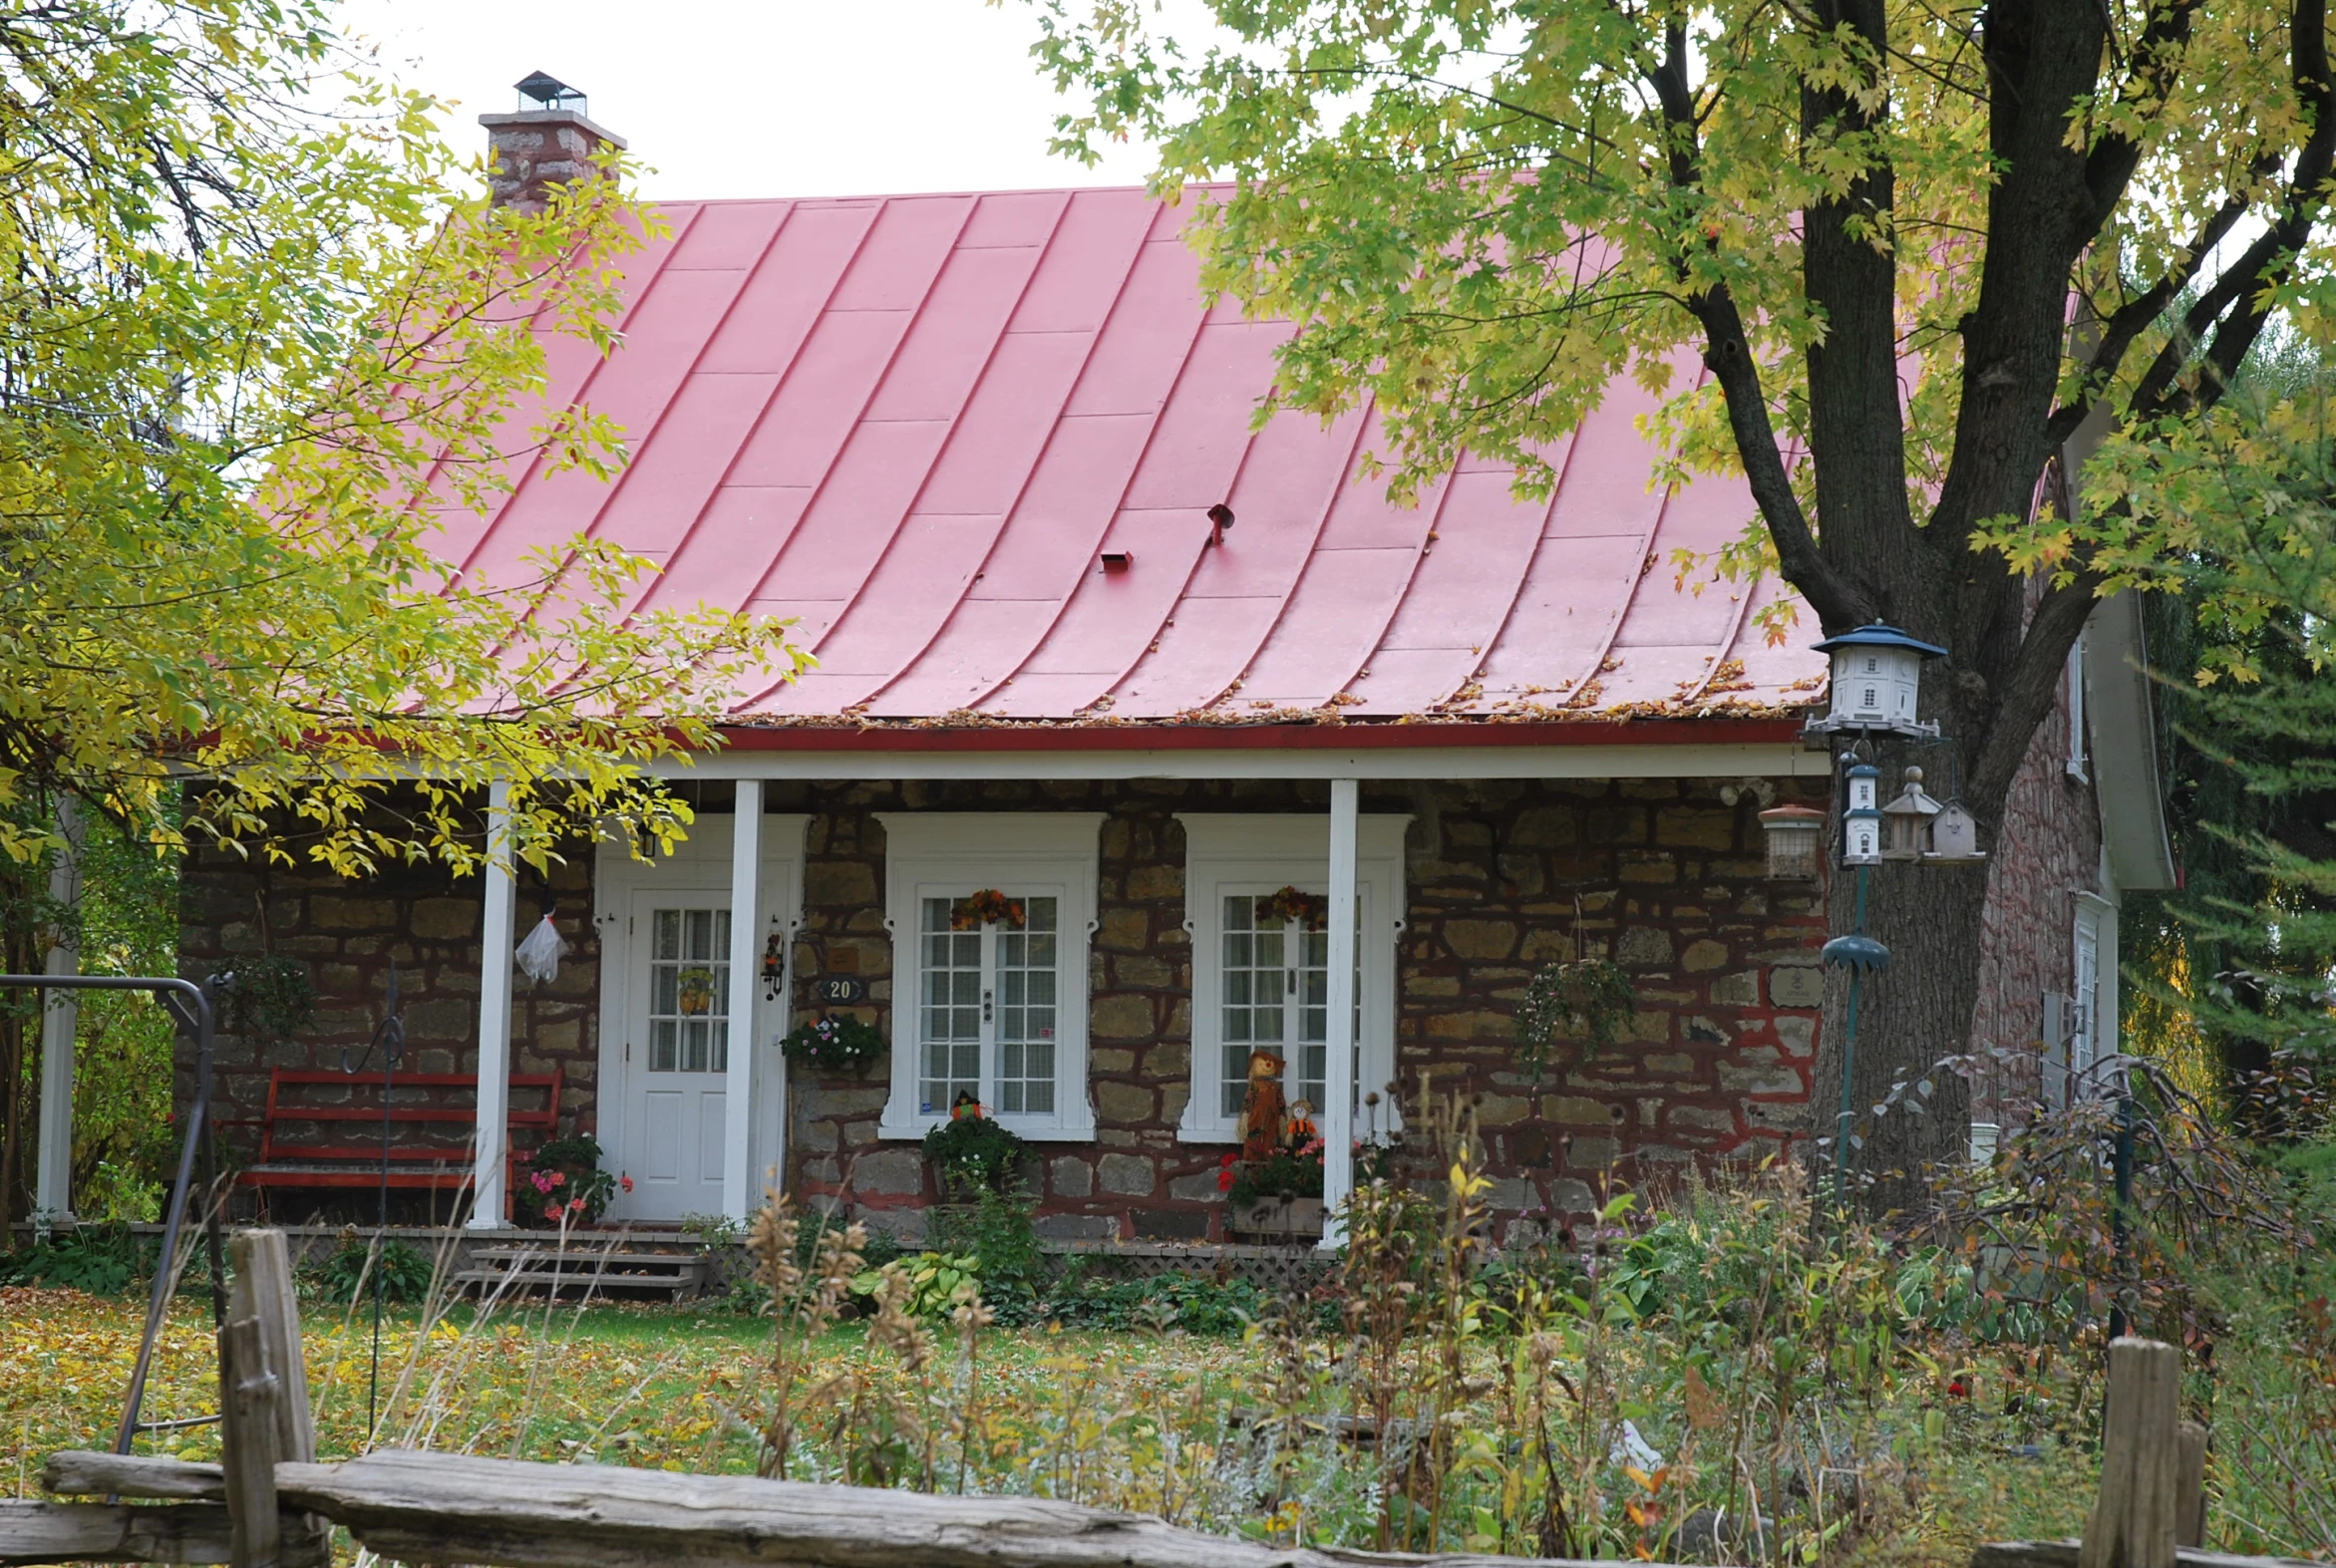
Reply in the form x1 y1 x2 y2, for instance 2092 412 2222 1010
530 1170 554 1194
566 1196 586 1214
619 1174 633 1193
542 1201 563 1222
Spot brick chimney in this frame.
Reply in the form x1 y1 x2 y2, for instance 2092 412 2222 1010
479 71 627 211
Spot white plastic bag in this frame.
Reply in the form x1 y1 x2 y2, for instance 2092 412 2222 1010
513 913 566 984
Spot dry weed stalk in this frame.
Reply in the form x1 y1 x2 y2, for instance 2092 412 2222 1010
747 1188 864 1478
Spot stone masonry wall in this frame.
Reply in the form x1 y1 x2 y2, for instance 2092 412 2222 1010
1969 662 2103 1130
175 837 600 1220
771 776 1832 1244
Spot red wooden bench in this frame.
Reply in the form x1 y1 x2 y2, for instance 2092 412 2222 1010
238 1068 563 1223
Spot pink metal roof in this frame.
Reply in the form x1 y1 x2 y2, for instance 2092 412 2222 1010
458 186 1826 726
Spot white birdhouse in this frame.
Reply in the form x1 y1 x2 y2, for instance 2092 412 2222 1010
1928 799 1985 862
1841 763 1882 866
1807 624 1946 739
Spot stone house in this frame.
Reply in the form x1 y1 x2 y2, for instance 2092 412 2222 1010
117 94 2178 1243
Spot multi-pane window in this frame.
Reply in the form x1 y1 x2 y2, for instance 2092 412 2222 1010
1177 813 1409 1145
647 907 730 1074
1215 891 1357 1119
915 892 1061 1118
876 813 1107 1143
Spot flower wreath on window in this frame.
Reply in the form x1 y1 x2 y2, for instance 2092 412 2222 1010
951 888 1025 930
1254 885 1328 929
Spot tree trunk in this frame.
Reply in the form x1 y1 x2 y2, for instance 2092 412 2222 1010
1813 764 1989 1224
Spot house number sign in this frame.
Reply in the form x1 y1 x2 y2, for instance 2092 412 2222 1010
811 976 867 1005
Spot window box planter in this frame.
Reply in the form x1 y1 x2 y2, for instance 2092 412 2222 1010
1227 1196 1323 1240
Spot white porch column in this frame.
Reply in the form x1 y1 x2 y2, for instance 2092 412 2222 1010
721 780 765 1221
469 780 516 1230
35 798 83 1222
1320 778 1359 1249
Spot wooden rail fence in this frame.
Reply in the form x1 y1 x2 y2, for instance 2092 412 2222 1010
0 1228 2323 1568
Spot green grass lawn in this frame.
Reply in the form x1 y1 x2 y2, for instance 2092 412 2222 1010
3 1281 2096 1566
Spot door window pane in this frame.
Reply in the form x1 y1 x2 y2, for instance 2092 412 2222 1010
919 896 983 1113
996 896 1058 1114
1220 895 1286 1116
646 906 730 1074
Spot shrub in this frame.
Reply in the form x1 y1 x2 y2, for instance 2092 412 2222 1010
1049 1271 1260 1335
852 1251 982 1319
0 1222 143 1295
929 1187 1044 1316
306 1232 435 1306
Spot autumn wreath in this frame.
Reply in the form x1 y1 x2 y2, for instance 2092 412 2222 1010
951 888 1025 929
1253 885 1327 929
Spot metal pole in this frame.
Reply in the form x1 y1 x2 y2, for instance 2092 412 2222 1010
1833 863 1870 1214
2108 1087 2136 1340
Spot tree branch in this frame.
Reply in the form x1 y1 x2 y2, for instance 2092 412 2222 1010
1969 574 2102 812
1636 15 1873 629
2134 0 2334 419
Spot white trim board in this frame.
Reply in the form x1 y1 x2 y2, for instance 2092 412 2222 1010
649 742 1825 783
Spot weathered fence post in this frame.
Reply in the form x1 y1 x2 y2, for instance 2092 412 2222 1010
220 1230 328 1568
2173 1420 2207 1549
217 1316 280 1568
226 1232 315 1466
2079 1337 2181 1568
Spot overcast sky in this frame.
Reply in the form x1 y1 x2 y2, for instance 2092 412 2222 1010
340 0 1168 200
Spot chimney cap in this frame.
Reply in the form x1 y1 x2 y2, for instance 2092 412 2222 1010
513 70 586 116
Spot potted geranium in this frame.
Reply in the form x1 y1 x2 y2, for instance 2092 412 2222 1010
1221 1136 1326 1238
921 1098 1031 1195
517 1134 621 1227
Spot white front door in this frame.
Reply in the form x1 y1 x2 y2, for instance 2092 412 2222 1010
615 890 733 1220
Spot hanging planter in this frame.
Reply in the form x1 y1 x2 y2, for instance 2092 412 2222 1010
1512 895 1636 1079
1254 885 1327 929
951 889 1025 930
780 1013 885 1075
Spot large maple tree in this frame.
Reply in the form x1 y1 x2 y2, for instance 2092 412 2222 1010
1020 0 2336 1205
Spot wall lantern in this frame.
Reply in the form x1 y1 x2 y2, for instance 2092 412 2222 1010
1806 623 1947 739
1841 763 1883 865
1880 767 1942 860
1928 799 1985 863
1759 803 1826 880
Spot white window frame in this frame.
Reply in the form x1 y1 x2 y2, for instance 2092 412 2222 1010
2071 891 2114 1098
1175 812 1408 1144
2066 628 2091 782
876 812 1102 1142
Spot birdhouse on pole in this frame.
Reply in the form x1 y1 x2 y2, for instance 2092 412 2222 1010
1841 764 1883 866
1880 767 1942 860
1806 624 1947 739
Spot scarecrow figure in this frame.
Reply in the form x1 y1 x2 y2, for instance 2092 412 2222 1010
1234 1049 1289 1162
